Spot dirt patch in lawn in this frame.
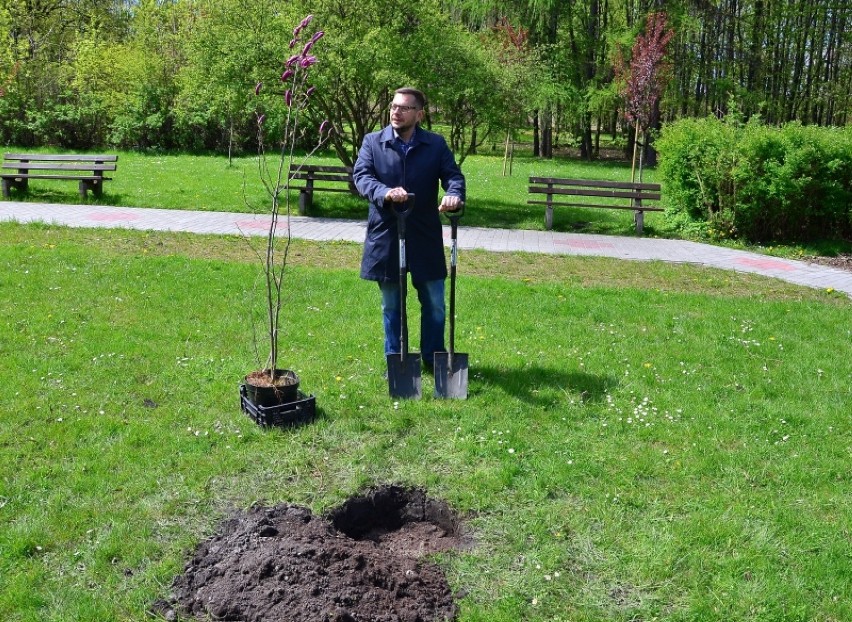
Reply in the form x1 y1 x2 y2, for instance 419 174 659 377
152 485 469 622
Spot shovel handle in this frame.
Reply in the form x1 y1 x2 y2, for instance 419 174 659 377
441 201 465 221
392 193 416 237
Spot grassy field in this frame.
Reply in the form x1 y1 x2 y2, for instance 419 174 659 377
0 223 849 621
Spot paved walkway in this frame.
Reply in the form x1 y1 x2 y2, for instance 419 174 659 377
2 201 851 298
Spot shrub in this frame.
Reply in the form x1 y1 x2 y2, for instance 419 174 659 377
657 116 852 243
16 92 109 149
656 116 739 238
734 122 852 241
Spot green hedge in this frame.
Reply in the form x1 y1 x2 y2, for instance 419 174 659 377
656 116 852 243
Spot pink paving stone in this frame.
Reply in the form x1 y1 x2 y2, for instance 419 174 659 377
735 257 796 271
87 212 140 222
234 219 273 230
554 239 616 249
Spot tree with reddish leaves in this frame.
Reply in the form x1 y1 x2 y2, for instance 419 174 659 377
493 16 530 175
615 12 674 182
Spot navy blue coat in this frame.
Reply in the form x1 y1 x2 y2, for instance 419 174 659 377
354 125 466 283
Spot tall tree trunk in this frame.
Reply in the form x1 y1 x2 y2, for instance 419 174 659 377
532 110 540 157
579 113 593 160
542 107 553 159
644 98 661 167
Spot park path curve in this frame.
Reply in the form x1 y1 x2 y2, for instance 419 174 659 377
1 201 850 298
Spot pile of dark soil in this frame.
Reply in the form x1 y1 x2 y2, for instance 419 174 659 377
152 485 468 622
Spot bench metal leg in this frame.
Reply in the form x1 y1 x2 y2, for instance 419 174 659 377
78 179 103 199
545 205 554 230
634 210 644 234
298 190 312 216
2 177 27 198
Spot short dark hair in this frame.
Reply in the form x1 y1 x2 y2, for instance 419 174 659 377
394 87 426 109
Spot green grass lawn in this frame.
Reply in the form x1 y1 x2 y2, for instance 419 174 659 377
1 223 849 621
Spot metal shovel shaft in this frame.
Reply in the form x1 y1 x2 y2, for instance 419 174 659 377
434 208 468 399
387 195 421 399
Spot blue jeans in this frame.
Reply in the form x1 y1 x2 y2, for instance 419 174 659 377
379 279 445 362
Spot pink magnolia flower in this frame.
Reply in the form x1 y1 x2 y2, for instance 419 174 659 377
300 55 317 68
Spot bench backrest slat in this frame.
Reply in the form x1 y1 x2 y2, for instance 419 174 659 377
529 186 661 201
4 153 118 163
529 176 660 191
289 164 351 174
3 162 117 172
289 172 351 182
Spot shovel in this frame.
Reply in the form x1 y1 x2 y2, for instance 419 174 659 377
387 194 422 399
434 204 468 399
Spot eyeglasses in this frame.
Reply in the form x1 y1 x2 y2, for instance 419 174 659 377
389 104 419 113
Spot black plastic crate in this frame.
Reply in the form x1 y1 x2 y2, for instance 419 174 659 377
239 384 317 428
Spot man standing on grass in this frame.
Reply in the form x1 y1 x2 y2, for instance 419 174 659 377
353 87 465 372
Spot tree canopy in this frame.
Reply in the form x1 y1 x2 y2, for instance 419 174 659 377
1 0 849 157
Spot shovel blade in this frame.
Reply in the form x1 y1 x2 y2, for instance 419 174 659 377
433 352 469 399
387 353 422 399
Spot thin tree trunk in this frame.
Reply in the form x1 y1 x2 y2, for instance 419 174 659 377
532 110 540 157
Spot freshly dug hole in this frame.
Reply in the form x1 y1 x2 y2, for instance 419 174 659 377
327 484 467 558
153 485 468 622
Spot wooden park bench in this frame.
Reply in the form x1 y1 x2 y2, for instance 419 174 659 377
2 153 118 200
528 176 663 234
288 164 356 215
